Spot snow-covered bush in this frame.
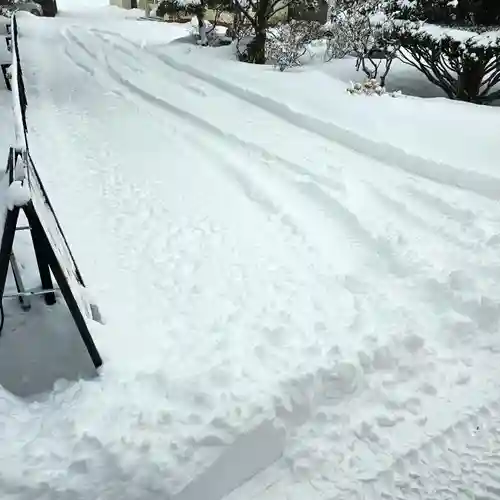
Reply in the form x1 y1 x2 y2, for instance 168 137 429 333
323 0 400 86
386 0 500 103
156 0 192 19
346 78 402 97
347 78 385 95
387 0 500 27
233 0 319 64
266 20 322 71
234 23 255 60
157 0 231 46
190 17 212 41
321 12 352 60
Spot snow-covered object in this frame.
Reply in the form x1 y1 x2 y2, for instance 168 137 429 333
346 78 403 97
321 17 352 60
347 78 385 95
267 21 321 71
9 15 27 151
6 180 30 209
177 0 201 6
400 21 500 48
14 153 26 181
190 15 211 45
392 18 500 102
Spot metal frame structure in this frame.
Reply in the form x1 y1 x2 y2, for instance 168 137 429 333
0 149 102 369
0 16 102 370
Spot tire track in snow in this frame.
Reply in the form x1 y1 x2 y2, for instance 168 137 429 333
86 31 346 193
66 26 421 279
84 27 487 289
62 27 366 274
61 27 131 101
66 27 500 338
88 29 500 271
145 45 500 203
64 31 499 326
358 394 500 499
62 23 435 419
90 28 500 203
86 29 500 294
368 188 475 251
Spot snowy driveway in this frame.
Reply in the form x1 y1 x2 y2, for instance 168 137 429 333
3 7 500 500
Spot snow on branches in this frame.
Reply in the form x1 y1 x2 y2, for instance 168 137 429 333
323 0 400 86
232 0 319 63
387 0 500 102
267 20 322 71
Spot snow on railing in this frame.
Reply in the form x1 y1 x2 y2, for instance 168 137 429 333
3 15 88 292
9 14 28 154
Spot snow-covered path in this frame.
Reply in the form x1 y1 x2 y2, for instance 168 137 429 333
3 8 500 500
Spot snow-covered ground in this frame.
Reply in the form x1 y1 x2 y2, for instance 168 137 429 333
2 0 500 499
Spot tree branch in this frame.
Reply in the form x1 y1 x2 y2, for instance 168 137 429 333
232 0 257 28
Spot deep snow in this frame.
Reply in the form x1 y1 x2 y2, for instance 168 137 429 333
2 1 500 499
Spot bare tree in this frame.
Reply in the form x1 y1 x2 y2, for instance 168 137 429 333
322 9 353 61
232 0 319 64
323 0 399 86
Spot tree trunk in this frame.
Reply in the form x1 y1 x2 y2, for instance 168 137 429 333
246 29 266 64
456 58 486 102
232 10 241 39
196 4 207 46
198 16 208 45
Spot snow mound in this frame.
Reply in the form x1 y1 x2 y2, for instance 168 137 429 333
6 180 30 209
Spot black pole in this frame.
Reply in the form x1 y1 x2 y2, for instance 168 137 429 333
6 147 14 184
0 208 20 299
1 64 11 91
23 206 56 306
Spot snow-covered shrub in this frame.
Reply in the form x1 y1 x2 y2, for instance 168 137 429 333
155 0 203 21
266 20 322 71
157 0 230 46
190 17 212 41
321 13 353 60
233 0 319 64
386 0 500 103
387 0 500 27
323 0 400 86
346 78 402 97
156 0 186 19
234 23 255 60
347 78 385 95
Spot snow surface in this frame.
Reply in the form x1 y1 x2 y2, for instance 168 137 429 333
2 1 500 499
